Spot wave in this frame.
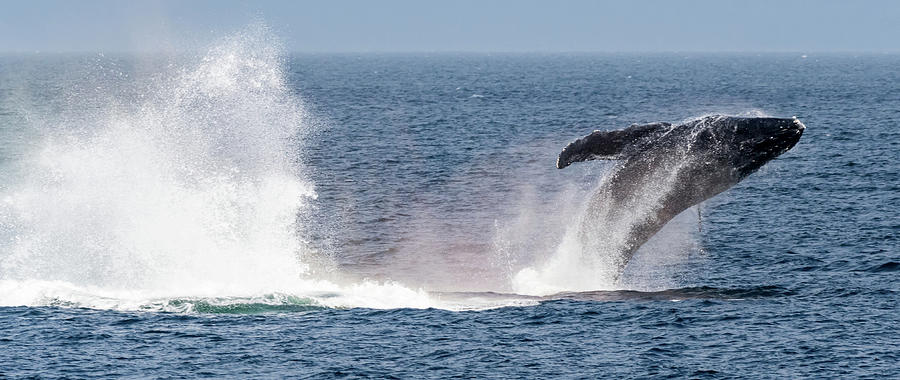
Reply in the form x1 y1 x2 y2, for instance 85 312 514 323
0 282 786 314
0 278 444 312
861 261 899 273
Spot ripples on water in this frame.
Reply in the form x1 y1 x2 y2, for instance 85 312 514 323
0 28 897 377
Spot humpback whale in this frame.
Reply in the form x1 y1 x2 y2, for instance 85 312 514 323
558 115 804 274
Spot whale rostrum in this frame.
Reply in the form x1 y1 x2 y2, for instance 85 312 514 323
558 115 805 275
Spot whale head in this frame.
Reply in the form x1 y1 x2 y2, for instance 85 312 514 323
693 116 805 180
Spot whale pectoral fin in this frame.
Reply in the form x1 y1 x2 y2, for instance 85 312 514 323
557 122 672 169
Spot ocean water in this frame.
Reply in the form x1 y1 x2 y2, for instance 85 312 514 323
0 29 898 378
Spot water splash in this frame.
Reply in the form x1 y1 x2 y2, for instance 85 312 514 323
0 24 311 291
0 25 485 311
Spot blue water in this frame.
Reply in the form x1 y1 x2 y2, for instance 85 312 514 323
0 31 898 377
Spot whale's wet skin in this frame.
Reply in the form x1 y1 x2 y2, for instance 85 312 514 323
0 30 898 377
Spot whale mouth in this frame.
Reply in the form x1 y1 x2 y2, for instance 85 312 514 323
773 121 804 150
772 117 805 147
786 118 806 144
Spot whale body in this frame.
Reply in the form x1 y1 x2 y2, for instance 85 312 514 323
558 115 805 274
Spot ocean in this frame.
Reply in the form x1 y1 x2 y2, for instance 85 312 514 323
0 28 897 378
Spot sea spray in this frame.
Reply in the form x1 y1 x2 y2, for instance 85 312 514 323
0 25 459 311
0 25 315 296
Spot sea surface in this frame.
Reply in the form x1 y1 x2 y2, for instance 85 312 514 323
0 30 897 378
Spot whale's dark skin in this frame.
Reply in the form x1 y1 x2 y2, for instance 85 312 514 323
558 115 805 274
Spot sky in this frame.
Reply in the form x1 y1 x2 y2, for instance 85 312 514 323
0 0 898 53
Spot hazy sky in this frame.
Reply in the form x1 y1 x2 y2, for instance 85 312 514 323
1 0 898 53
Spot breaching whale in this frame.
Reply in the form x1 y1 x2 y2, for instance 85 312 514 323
558 115 804 274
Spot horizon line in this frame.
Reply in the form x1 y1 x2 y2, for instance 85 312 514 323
2 49 899 56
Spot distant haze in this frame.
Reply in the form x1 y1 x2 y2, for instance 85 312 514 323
1 0 898 53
